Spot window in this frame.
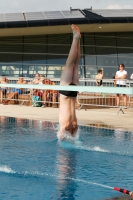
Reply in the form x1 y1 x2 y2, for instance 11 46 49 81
85 66 97 78
97 56 117 67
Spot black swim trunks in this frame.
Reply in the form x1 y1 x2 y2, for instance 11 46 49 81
59 83 78 97
97 80 102 86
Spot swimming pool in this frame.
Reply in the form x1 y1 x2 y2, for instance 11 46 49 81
0 116 133 200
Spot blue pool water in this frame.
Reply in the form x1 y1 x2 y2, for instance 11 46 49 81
0 116 133 200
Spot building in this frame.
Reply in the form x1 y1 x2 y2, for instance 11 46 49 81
0 8 133 79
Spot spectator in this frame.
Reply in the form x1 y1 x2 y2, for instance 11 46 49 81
32 75 45 97
32 73 41 84
49 82 59 108
130 73 133 80
115 64 127 107
36 77 58 108
0 75 9 103
95 69 104 86
41 78 52 108
3 77 27 105
29 73 41 95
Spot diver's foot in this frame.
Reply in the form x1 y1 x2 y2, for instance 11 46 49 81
71 24 81 38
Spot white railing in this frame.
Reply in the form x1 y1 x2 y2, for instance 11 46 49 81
77 79 132 114
0 77 32 106
0 77 133 114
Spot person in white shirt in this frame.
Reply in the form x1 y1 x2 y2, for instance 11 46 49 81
115 64 127 107
130 73 133 80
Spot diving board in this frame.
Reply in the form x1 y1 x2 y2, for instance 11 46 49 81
0 83 133 95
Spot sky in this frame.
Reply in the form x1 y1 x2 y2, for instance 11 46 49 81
0 0 133 13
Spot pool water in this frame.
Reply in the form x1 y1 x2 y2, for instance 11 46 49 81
0 116 133 200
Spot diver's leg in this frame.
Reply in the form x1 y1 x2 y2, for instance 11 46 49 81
69 40 80 136
72 39 80 85
60 24 81 85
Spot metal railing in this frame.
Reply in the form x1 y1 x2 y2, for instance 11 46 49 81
0 77 32 106
77 79 132 114
0 77 60 107
0 77 133 113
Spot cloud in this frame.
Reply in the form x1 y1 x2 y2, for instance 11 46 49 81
0 0 133 13
107 4 133 9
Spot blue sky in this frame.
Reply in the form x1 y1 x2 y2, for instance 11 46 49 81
0 0 133 13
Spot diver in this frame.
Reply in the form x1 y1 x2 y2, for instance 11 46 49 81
58 24 81 140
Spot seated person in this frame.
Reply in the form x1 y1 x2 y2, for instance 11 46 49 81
30 73 44 96
49 82 59 108
3 77 27 105
32 76 46 97
32 73 41 84
43 78 52 85
0 75 9 103
41 79 58 108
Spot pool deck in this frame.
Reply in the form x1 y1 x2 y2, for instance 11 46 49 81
0 104 133 131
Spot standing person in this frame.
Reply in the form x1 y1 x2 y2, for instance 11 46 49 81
130 73 133 80
95 69 104 86
58 24 81 140
115 64 127 107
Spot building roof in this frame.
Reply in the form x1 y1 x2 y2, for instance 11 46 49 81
0 9 133 28
0 9 133 37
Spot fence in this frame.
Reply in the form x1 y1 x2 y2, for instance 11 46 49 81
0 77 60 107
0 77 32 106
77 79 132 114
0 77 133 113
